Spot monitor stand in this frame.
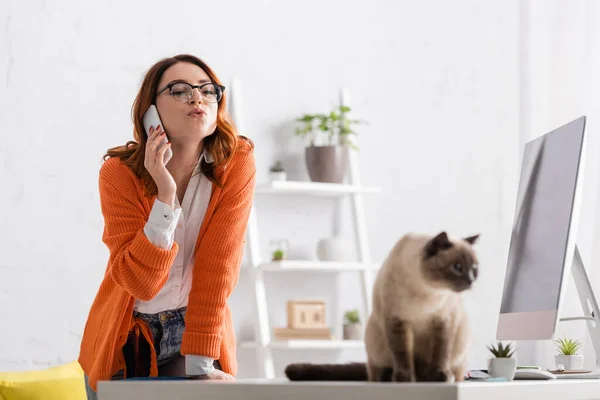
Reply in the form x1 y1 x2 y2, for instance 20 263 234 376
557 245 600 378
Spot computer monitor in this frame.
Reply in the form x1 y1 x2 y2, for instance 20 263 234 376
496 116 599 346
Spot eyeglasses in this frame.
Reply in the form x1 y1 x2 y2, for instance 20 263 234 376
157 82 225 103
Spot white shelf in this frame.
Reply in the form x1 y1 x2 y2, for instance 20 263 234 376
255 180 381 196
240 340 364 350
250 260 379 272
239 86 377 378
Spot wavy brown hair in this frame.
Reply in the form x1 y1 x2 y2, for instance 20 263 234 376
103 54 250 194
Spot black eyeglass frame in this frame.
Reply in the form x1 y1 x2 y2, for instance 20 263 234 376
156 81 226 103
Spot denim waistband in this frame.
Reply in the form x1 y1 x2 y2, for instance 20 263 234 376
134 306 187 325
133 307 187 365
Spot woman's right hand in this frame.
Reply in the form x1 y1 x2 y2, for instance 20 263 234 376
144 125 176 209
191 369 235 381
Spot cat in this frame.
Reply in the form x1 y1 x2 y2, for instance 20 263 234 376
285 231 479 383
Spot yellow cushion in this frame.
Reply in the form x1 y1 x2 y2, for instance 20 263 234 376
0 361 86 400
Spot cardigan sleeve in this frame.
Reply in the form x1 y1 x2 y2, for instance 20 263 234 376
99 160 179 301
180 147 256 359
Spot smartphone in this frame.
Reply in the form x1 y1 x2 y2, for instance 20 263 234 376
143 105 173 164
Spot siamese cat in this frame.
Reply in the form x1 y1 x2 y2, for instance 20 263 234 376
285 231 479 383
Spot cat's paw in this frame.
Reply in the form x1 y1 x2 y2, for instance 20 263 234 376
379 367 393 382
430 368 451 382
418 366 453 382
392 369 415 382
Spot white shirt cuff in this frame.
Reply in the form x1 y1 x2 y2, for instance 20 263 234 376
185 355 215 376
143 198 182 250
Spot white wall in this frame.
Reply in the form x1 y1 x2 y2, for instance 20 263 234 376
232 0 522 376
4 0 591 378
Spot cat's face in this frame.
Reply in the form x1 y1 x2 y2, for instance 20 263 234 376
420 231 479 292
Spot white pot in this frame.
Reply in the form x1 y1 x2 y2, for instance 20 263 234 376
555 354 584 371
343 324 363 340
489 358 517 381
269 171 287 181
316 237 346 261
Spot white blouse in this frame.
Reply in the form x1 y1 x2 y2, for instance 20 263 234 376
137 148 216 375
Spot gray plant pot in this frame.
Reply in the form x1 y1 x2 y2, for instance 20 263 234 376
305 145 349 183
343 323 363 340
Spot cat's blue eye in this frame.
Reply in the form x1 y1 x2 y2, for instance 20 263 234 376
453 263 463 273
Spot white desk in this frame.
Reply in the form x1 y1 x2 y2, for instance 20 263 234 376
98 378 600 400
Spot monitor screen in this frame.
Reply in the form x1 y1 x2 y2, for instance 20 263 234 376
499 117 585 317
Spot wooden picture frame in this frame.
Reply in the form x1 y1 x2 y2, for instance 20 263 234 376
287 300 327 329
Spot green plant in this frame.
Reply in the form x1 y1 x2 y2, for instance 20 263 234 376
294 105 366 149
344 309 360 325
271 249 285 261
270 161 284 173
487 341 516 358
554 337 583 355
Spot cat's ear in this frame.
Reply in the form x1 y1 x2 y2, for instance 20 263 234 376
464 234 480 245
425 231 453 257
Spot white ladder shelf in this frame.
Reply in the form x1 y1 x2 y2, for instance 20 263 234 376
232 84 380 379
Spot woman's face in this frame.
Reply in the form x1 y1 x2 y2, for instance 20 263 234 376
155 62 219 143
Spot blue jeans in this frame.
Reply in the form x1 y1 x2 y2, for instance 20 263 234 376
84 307 221 400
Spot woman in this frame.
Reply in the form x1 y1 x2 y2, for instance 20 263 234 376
79 54 256 399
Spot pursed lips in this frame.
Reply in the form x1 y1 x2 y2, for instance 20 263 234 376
188 109 206 117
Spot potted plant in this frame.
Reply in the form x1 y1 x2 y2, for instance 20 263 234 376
554 336 584 371
343 309 362 340
269 160 287 182
270 238 289 261
487 341 517 381
271 249 285 261
294 105 365 184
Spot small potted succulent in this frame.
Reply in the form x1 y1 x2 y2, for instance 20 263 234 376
270 238 289 261
343 309 362 340
487 341 517 381
554 336 584 371
271 249 285 261
269 160 287 182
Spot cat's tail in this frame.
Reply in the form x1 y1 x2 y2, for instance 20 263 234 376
284 362 368 381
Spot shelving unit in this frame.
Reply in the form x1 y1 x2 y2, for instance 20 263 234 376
255 180 381 196
231 83 380 379
240 339 365 350
252 260 379 272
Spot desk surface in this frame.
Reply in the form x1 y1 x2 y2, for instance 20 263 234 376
98 378 600 400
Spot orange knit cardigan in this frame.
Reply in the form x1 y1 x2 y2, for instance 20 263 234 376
78 140 255 391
